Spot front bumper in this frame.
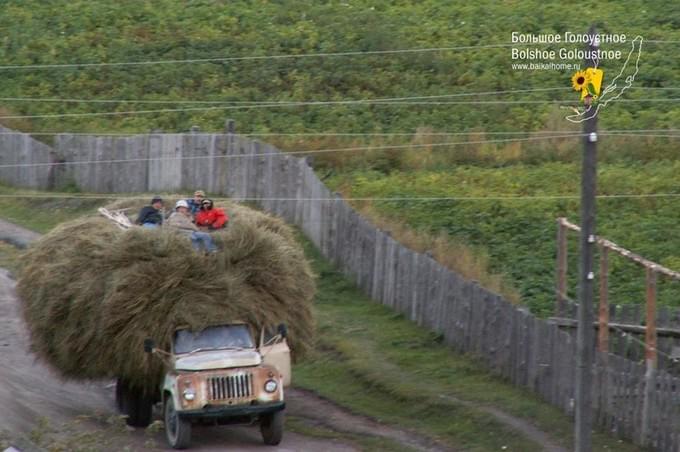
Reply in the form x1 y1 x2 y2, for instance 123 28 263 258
178 401 285 419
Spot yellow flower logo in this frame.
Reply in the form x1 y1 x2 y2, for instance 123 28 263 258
571 70 588 92
571 68 604 102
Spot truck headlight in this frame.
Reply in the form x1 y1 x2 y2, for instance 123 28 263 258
264 379 278 393
183 388 196 401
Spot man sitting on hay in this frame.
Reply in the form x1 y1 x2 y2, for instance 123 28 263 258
100 194 222 253
166 200 218 253
135 196 164 228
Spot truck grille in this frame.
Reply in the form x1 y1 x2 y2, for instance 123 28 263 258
208 373 254 401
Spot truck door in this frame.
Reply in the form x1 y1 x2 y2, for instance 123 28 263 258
259 328 292 387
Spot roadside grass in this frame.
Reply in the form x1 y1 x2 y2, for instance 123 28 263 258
295 236 642 452
327 163 680 316
286 416 420 452
347 203 521 303
0 193 641 451
0 185 101 233
0 242 21 274
2 414 155 452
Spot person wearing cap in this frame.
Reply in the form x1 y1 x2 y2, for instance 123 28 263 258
166 199 217 253
185 190 206 217
135 196 164 228
195 199 228 231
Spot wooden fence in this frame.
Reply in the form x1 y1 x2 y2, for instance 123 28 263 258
1 126 679 450
555 217 680 375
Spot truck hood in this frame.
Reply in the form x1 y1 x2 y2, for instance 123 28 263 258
174 349 262 371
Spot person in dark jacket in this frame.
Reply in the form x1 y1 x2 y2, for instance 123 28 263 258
136 196 164 228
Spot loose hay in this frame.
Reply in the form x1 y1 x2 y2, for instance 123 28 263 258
17 201 315 393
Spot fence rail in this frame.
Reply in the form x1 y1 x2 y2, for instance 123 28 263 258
1 125 679 450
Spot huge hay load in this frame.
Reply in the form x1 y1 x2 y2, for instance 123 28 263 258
16 199 315 394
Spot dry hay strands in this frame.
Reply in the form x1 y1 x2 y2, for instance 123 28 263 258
17 204 315 393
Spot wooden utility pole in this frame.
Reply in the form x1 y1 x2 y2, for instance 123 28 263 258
556 218 568 316
641 268 657 445
575 24 599 452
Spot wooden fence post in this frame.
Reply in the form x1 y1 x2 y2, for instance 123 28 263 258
641 268 657 446
598 246 609 354
556 218 568 316
225 119 236 134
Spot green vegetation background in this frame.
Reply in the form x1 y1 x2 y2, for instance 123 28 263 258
2 1 680 315
327 164 680 316
1 0 679 135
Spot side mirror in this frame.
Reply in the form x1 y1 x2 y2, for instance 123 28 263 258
277 323 288 339
143 338 155 353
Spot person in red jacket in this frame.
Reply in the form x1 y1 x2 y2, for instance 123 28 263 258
195 199 228 231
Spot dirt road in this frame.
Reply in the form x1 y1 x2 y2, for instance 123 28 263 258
0 267 360 451
0 221 445 451
0 218 569 452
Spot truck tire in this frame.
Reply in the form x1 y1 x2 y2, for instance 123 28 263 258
118 379 153 427
165 396 191 449
260 410 284 446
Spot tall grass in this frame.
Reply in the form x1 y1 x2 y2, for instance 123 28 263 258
348 201 521 303
270 126 679 174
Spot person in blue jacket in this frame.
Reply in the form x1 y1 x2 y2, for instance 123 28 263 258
185 190 205 217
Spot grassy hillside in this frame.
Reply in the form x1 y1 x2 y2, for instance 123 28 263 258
2 0 680 326
0 0 679 146
328 162 680 316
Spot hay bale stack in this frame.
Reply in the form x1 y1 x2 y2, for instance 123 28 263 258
17 201 315 393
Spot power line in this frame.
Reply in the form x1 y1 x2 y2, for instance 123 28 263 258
3 192 680 201
0 86 675 106
0 43 518 71
600 132 680 138
365 98 680 105
0 87 570 105
4 128 680 137
0 130 585 137
0 134 584 168
6 35 677 71
5 97 680 121
0 99 582 120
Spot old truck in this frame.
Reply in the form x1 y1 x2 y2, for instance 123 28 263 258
117 322 291 449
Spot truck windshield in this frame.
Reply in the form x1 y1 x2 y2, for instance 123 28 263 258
173 325 255 354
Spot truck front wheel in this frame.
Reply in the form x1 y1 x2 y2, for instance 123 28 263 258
260 410 284 446
165 396 191 449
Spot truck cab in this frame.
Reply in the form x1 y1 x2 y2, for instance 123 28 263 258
146 322 290 449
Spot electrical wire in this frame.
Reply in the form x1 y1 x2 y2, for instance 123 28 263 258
0 86 676 106
0 43 518 70
0 130 585 136
0 86 677 109
0 87 571 105
0 134 584 168
3 128 680 137
5 36 678 71
5 96 680 120
0 98 592 120
4 192 680 201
